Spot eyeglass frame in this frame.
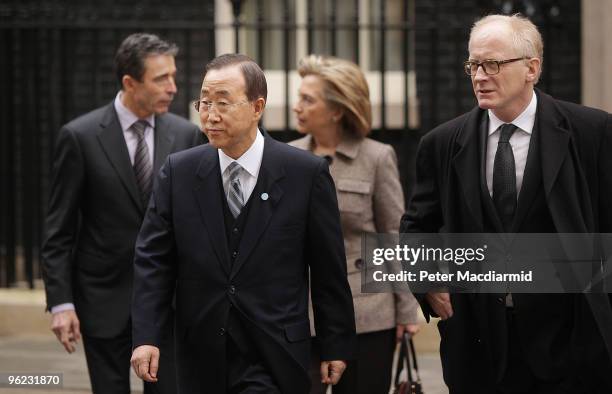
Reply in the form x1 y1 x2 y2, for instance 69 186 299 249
193 98 250 114
463 57 529 76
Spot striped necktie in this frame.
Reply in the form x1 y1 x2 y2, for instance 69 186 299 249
131 120 153 205
226 162 245 218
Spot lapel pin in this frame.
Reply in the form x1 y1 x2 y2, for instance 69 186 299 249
261 192 269 201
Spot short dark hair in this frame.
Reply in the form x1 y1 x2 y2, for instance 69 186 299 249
114 33 178 87
204 54 267 102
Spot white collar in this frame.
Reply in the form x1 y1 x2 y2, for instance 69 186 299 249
218 129 264 178
488 90 537 135
114 91 155 131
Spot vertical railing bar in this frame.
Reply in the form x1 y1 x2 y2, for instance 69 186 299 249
8 27 22 286
256 0 264 66
453 0 461 117
92 29 100 106
430 2 439 128
307 0 313 54
379 0 386 131
402 0 409 129
283 0 290 131
232 1 241 52
330 0 337 55
22 27 35 288
184 29 192 118
353 0 359 64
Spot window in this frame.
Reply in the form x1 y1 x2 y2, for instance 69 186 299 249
211 0 419 130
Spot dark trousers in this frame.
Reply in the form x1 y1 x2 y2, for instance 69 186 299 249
226 332 281 394
82 324 176 394
309 328 396 394
495 309 580 394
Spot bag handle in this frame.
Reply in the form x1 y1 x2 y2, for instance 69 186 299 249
393 332 421 388
408 334 421 382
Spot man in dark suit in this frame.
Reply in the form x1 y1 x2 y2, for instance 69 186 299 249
401 14 612 394
130 54 356 393
42 33 201 393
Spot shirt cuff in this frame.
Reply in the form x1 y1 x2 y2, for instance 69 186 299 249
51 303 75 314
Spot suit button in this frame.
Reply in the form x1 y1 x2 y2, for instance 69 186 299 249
229 285 236 295
354 259 363 269
232 227 239 235
219 328 226 336
232 251 238 259
506 254 512 262
497 297 504 303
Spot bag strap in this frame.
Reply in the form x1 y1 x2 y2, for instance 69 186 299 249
408 336 421 382
394 332 417 386
393 332 408 387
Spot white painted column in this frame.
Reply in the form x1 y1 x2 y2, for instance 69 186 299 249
582 0 612 112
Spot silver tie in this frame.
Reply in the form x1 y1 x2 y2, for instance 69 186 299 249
227 162 245 218
131 120 153 205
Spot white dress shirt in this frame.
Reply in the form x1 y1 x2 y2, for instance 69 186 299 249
51 92 156 314
114 91 155 167
218 129 264 204
486 90 537 198
485 91 537 307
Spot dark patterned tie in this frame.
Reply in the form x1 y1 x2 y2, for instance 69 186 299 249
493 123 518 231
227 162 244 218
131 120 153 205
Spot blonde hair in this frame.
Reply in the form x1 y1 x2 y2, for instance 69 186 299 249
469 14 543 82
298 55 372 137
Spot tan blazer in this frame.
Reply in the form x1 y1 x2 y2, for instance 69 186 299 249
290 133 419 334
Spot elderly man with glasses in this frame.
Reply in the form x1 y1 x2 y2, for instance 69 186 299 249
130 53 356 394
401 14 612 394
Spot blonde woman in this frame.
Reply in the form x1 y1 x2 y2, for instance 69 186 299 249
290 55 420 394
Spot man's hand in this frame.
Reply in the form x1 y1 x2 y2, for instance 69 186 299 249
320 360 346 385
131 345 160 383
50 310 81 353
396 323 421 342
425 291 453 320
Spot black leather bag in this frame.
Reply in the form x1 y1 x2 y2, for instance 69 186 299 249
393 333 424 394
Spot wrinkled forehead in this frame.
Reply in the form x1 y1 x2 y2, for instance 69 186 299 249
201 65 246 98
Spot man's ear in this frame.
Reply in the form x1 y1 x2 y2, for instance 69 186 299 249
526 58 541 83
122 75 137 92
253 97 266 120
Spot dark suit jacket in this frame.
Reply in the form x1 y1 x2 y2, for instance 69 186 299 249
132 132 356 394
401 89 612 392
42 102 201 338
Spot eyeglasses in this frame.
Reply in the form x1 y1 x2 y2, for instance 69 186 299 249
463 57 528 76
193 99 249 114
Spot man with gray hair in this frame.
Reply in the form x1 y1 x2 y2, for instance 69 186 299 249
42 33 201 393
401 14 612 393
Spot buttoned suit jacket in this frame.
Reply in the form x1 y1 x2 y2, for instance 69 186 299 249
290 134 419 334
400 89 612 393
42 102 201 337
132 132 356 394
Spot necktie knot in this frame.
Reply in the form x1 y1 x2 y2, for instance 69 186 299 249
131 120 149 138
227 161 242 181
499 123 517 143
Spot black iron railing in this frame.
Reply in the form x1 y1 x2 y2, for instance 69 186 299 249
0 0 578 287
